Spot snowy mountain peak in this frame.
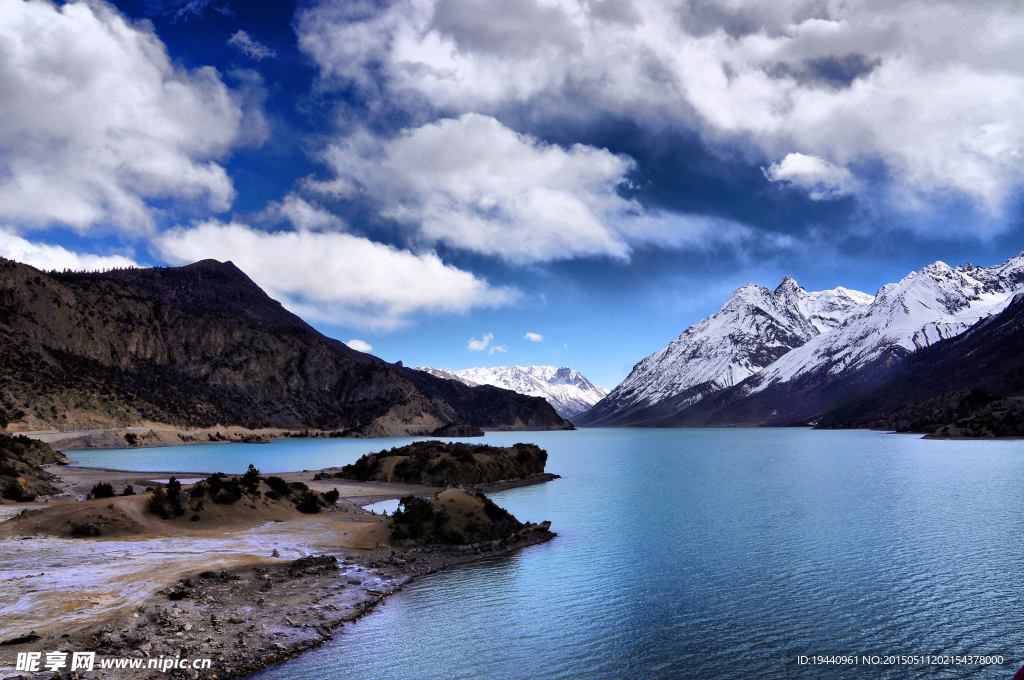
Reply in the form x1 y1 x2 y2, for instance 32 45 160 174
748 254 1024 392
412 365 608 419
580 253 1024 429
774 275 804 297
578 277 873 426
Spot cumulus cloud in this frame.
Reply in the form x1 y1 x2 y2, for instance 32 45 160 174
524 332 543 342
260 194 345 232
345 339 373 352
227 30 276 60
764 153 857 200
154 221 517 331
297 0 1024 224
0 229 138 271
0 0 253 233
467 333 493 351
310 115 778 262
316 114 637 263
489 345 507 355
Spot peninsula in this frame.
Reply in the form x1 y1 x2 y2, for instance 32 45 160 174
0 436 557 678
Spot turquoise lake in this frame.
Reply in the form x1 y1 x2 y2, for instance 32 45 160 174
69 428 1024 678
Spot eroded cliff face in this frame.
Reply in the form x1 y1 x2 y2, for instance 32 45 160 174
0 259 571 435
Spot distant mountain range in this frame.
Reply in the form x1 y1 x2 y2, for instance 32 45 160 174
578 254 1024 435
413 365 608 418
0 258 573 436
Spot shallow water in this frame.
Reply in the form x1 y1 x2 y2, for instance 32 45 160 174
70 429 1024 678
65 435 464 474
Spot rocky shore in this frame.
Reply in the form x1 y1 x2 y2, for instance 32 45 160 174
0 464 556 680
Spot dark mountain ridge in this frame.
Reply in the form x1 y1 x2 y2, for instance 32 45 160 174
814 291 1024 433
0 258 572 435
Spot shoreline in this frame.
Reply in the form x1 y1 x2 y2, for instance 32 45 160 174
0 465 556 680
7 425 572 452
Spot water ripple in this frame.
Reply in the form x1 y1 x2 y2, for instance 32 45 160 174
109 428 1024 680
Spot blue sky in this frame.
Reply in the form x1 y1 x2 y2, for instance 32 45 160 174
2 0 1024 389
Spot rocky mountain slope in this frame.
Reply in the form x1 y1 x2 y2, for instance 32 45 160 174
576 277 872 426
747 258 1024 394
413 365 608 418
814 291 1024 433
579 254 1024 430
0 258 572 436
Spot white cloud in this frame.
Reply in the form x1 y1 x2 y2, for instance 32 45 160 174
260 194 345 232
345 339 373 352
0 0 253 233
297 0 1024 226
524 332 543 342
489 345 507 355
467 333 493 351
317 114 637 263
227 30 276 60
154 221 517 331
764 153 857 200
0 229 138 271
312 116 772 263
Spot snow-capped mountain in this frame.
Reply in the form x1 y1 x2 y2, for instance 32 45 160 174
414 367 479 387
580 253 1024 428
577 277 873 426
413 365 608 419
748 256 1024 392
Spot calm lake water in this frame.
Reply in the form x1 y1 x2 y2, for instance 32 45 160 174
69 429 1024 678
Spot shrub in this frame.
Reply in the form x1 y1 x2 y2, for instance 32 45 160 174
166 477 182 497
295 490 322 514
324 488 340 505
204 473 241 502
444 529 466 545
290 481 309 492
265 476 290 496
90 482 115 499
390 495 440 541
124 432 138 445
483 498 510 521
339 455 382 481
264 490 281 500
242 464 260 494
214 489 239 505
121 485 135 496
70 523 101 537
148 488 169 516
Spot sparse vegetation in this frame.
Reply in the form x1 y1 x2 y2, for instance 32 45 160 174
143 464 336 518
390 491 524 545
0 259 569 435
336 441 549 487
